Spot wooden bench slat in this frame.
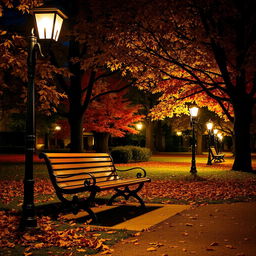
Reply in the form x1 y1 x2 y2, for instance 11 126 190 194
56 176 118 186
55 172 117 182
98 177 150 189
54 167 115 176
46 153 110 158
49 157 112 164
58 177 150 190
51 162 113 170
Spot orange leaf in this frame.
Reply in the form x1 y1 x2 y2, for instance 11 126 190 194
147 247 157 252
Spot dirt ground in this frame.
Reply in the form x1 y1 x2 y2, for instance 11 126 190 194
97 202 256 256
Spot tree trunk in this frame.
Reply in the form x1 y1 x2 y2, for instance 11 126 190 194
196 133 203 155
68 113 83 152
94 132 110 153
155 121 165 151
232 99 253 171
145 119 154 152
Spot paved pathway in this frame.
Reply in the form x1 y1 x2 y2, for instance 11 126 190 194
96 202 256 256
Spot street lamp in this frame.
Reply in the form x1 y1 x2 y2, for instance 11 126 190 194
217 133 223 153
213 128 218 152
21 7 67 229
206 120 213 165
189 105 199 175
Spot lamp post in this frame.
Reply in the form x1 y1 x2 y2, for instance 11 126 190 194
217 133 223 153
206 120 213 165
213 128 218 153
189 105 199 175
176 131 182 151
21 8 67 229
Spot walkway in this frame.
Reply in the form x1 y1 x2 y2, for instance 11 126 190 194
96 202 256 256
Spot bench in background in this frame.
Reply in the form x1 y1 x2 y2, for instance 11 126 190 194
210 147 225 162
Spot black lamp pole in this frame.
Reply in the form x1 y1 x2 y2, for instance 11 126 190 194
207 129 212 165
190 117 197 175
21 30 39 228
20 8 67 230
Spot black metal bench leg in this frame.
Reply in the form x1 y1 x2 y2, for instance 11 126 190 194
82 191 98 222
108 183 146 208
107 188 124 206
130 192 146 209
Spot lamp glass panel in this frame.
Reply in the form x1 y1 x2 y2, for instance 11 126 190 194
213 129 218 134
53 14 63 41
35 13 55 39
189 106 199 117
136 123 143 130
206 122 213 130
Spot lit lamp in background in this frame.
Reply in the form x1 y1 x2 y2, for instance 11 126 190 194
55 125 61 131
217 133 223 153
206 120 213 165
22 8 67 229
176 131 182 136
213 128 218 152
189 105 199 175
176 131 182 151
135 122 143 131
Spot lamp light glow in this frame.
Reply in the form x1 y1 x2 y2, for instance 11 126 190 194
55 125 61 131
33 8 67 41
213 129 218 135
176 131 182 136
217 133 223 141
136 122 143 130
206 120 213 131
189 105 199 117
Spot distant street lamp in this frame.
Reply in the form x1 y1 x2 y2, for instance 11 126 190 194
21 8 67 229
206 120 213 165
55 125 61 131
217 133 223 153
189 105 199 175
135 122 143 131
213 129 218 152
176 131 182 136
176 131 182 151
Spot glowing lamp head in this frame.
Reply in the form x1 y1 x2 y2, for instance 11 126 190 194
32 8 67 41
213 129 218 135
136 122 143 130
176 131 182 136
206 120 213 131
55 125 61 131
217 133 223 141
189 105 199 118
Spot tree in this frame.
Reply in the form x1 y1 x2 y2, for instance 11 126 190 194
48 0 136 152
83 87 143 152
106 0 256 171
57 85 143 152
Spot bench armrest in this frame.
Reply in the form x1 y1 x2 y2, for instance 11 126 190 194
57 172 97 187
116 167 147 178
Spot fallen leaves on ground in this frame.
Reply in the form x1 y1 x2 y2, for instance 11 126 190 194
138 178 256 203
0 211 113 255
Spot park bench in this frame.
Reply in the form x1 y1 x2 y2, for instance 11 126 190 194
39 152 151 221
210 147 225 162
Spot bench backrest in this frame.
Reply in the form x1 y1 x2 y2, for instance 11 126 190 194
210 147 218 156
40 153 118 191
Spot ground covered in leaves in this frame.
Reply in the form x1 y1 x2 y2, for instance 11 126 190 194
1 154 256 255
